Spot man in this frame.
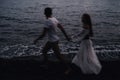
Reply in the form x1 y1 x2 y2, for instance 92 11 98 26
34 7 71 70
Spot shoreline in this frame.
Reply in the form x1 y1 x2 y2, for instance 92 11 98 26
0 56 120 80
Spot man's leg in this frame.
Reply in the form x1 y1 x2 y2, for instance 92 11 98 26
52 41 68 66
52 41 72 74
42 42 51 62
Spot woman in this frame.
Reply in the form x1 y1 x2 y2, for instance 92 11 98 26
72 13 102 75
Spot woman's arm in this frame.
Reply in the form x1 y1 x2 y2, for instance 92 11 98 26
72 29 89 42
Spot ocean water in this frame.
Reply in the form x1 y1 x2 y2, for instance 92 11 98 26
0 0 120 60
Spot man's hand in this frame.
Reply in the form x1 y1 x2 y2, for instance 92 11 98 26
33 39 38 45
67 37 72 42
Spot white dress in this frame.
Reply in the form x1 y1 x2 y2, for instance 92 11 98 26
72 29 102 75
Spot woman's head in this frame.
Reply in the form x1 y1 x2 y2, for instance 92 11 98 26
82 13 92 27
82 13 93 36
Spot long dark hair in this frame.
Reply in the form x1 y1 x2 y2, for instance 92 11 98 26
82 13 93 37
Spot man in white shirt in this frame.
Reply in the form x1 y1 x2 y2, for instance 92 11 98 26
34 7 70 69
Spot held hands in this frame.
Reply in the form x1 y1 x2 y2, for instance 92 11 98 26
67 37 71 41
67 36 72 42
66 36 80 43
69 35 79 43
66 35 78 42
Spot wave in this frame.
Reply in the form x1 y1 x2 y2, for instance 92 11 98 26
0 44 120 61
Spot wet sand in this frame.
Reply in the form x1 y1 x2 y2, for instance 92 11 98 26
0 56 120 80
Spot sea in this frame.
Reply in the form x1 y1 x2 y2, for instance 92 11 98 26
0 0 120 60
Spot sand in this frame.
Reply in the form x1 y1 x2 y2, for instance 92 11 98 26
0 56 120 80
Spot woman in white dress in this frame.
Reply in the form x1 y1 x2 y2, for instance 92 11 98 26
72 14 102 74
68 13 102 75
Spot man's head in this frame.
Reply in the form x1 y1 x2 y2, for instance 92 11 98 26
44 7 52 18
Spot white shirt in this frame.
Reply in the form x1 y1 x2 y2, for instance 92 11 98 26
44 17 59 42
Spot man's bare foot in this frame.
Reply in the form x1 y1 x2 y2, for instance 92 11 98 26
64 68 72 75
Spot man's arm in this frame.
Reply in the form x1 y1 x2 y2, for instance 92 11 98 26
33 28 47 44
57 23 70 41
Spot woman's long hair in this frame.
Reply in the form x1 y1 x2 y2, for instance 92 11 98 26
82 13 93 37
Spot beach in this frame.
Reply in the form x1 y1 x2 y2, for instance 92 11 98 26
0 0 120 80
0 55 120 80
